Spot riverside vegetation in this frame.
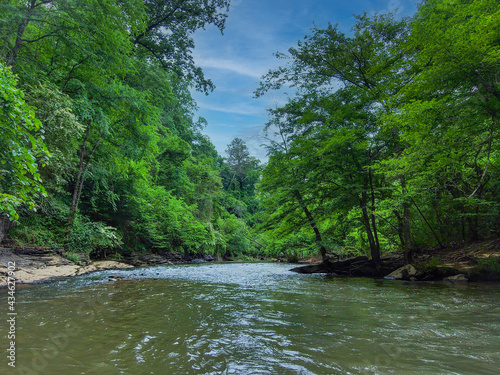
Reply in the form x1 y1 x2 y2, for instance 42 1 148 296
0 0 499 281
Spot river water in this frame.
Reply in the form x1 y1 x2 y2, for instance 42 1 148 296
1 262 499 374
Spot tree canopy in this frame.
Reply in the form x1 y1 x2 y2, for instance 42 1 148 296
1 0 498 265
0 0 263 260
256 0 500 265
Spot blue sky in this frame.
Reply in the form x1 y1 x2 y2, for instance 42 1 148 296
192 0 419 160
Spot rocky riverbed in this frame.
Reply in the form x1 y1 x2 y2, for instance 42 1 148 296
0 246 134 287
0 245 221 287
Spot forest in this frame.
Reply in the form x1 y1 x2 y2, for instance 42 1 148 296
0 0 499 271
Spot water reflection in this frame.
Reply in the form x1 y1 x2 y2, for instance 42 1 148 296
0 263 499 374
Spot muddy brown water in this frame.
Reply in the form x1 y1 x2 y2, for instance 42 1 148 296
1 262 499 374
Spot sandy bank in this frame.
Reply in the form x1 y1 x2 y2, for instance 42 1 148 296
0 247 133 287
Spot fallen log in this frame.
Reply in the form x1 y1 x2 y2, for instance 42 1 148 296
290 255 404 277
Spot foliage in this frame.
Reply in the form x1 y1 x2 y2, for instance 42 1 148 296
64 251 80 264
4 0 497 265
8 215 60 248
65 216 122 255
256 1 500 264
0 0 268 262
0 62 48 219
222 138 262 216
24 83 84 193
475 258 500 274
263 231 315 259
417 256 442 274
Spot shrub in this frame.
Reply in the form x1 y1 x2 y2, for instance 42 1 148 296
470 257 500 281
65 251 80 263
65 216 122 257
8 213 62 248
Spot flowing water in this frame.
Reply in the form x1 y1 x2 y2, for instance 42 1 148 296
1 262 499 375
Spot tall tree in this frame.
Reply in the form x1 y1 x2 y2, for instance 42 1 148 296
257 14 411 267
222 138 261 217
132 0 230 93
381 0 500 244
0 0 232 229
0 62 48 220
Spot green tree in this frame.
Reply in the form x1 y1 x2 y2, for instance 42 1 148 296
132 0 230 93
381 0 500 244
223 137 261 212
0 0 237 257
0 62 48 221
257 14 411 267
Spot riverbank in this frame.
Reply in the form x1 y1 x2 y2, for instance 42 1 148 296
0 246 134 287
291 238 500 282
2 238 499 287
0 245 222 287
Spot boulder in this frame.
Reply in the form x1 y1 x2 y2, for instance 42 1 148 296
385 264 418 280
191 258 205 264
444 274 468 282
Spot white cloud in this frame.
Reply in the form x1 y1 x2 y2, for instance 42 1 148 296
195 57 264 79
196 100 266 116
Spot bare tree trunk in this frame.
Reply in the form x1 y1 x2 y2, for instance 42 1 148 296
294 191 332 269
6 0 37 67
67 122 102 231
400 176 412 263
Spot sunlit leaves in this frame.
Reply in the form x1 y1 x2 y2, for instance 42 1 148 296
0 62 48 219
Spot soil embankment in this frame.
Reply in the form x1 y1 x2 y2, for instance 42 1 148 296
2 239 499 287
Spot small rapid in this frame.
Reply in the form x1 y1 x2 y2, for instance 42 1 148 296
1 262 499 374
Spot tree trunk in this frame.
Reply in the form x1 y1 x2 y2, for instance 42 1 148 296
361 202 380 267
67 123 102 232
393 209 405 247
244 234 265 249
410 196 444 249
6 0 37 68
0 215 13 244
294 191 332 269
401 176 412 263
368 169 380 255
68 125 90 229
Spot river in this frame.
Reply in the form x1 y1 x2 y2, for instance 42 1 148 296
1 262 499 374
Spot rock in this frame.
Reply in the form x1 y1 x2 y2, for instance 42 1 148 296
108 276 125 281
191 258 205 264
385 264 418 280
444 274 468 282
